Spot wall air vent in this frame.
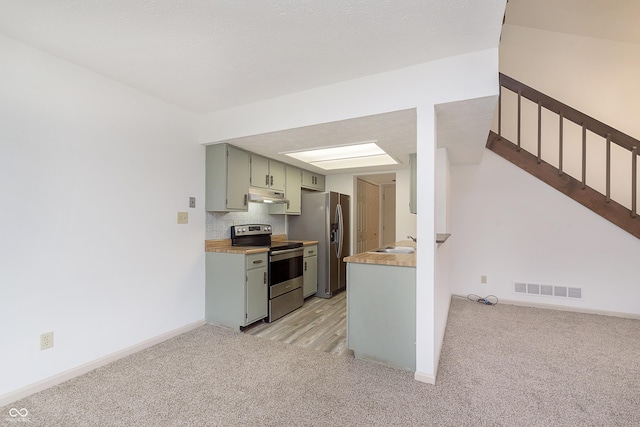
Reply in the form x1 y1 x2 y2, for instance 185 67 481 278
513 283 582 300
554 286 567 297
540 285 553 296
568 287 582 299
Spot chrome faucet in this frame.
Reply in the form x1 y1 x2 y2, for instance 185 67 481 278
407 235 417 243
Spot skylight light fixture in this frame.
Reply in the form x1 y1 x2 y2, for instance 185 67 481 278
282 141 397 170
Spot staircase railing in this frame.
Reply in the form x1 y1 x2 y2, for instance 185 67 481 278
489 73 640 237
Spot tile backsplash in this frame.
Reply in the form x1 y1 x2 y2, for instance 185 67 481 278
206 203 286 239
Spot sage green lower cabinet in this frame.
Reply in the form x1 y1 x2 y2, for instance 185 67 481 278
206 252 268 330
346 263 416 371
303 245 318 298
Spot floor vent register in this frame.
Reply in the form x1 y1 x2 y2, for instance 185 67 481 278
514 282 582 299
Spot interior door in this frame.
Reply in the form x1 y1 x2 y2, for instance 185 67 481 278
356 179 366 254
381 184 396 245
356 179 380 252
365 180 380 250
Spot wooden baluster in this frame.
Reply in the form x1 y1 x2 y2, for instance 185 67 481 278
517 88 521 152
606 134 611 203
633 147 637 218
558 112 563 176
537 100 542 164
582 124 587 189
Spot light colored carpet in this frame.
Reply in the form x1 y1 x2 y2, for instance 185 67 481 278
3 297 639 426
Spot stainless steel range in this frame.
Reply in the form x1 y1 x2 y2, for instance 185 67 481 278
231 224 304 322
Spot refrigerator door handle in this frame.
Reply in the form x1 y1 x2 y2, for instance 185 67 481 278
336 203 344 258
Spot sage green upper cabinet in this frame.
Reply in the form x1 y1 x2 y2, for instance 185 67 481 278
409 153 417 214
269 165 302 215
250 155 285 192
301 169 325 191
206 144 250 211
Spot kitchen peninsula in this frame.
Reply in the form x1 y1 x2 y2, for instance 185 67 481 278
344 240 416 371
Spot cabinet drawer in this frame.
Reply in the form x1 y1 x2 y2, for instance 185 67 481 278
304 245 317 257
246 252 268 270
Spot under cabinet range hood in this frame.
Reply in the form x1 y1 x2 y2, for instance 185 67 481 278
248 187 289 204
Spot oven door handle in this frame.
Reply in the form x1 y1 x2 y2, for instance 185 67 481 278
269 248 303 257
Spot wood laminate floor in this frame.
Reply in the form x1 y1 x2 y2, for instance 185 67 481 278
243 291 351 356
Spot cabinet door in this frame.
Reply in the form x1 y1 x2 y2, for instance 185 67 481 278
301 170 314 188
303 252 318 298
269 160 286 192
314 174 325 191
302 170 325 190
285 166 301 214
226 146 250 210
246 266 268 324
250 155 270 189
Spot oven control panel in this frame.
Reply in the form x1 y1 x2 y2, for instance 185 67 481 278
231 224 272 237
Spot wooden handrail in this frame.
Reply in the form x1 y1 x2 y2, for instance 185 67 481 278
499 73 639 153
492 73 640 233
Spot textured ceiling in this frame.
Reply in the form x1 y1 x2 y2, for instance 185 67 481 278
506 0 640 45
221 109 417 175
0 0 505 114
436 96 498 164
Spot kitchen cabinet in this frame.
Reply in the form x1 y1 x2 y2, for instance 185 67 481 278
206 144 250 211
301 169 325 191
251 155 285 192
346 262 416 371
409 153 417 214
269 165 302 215
302 245 318 297
205 251 268 330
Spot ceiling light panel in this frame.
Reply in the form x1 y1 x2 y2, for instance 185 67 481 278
311 154 397 170
284 142 382 162
282 142 397 170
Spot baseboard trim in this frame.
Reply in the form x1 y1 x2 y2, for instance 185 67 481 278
452 294 640 320
414 371 436 385
0 319 206 408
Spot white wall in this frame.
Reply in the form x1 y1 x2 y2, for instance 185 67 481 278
500 24 640 139
394 170 418 241
435 148 451 233
466 23 640 316
0 35 205 398
200 49 500 380
450 150 640 316
498 25 640 210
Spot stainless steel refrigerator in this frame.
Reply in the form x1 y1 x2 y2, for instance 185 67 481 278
288 191 350 298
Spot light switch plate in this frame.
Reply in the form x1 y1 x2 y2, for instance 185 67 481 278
177 212 188 224
189 197 196 208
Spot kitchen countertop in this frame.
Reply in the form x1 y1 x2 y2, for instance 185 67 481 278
205 237 318 254
343 240 416 267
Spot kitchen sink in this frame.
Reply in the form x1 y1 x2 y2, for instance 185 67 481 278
368 246 415 254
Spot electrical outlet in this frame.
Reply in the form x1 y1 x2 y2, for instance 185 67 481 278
177 212 188 224
481 275 488 284
40 331 54 350
189 197 196 208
